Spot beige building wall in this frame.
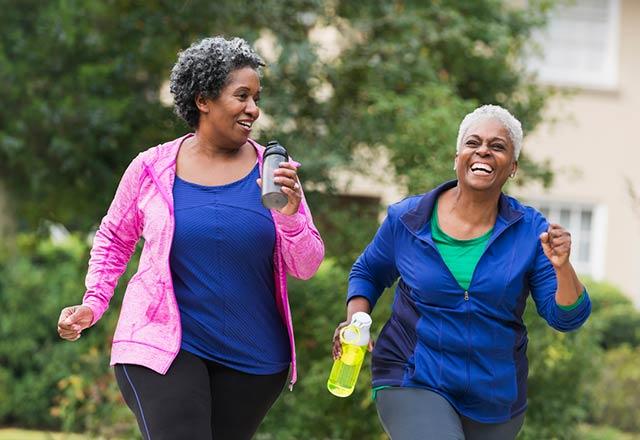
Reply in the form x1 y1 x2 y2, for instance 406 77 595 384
515 0 640 303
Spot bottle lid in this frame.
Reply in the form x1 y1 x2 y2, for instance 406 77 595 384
264 140 288 158
351 312 372 330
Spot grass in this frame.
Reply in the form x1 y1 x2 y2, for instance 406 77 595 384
578 424 640 440
3 425 639 440
0 429 88 440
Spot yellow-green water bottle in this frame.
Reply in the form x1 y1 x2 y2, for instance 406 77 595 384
327 312 372 397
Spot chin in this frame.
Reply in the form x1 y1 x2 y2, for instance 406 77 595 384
463 176 499 191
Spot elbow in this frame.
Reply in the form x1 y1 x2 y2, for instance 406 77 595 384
287 240 325 280
549 303 592 333
297 247 325 280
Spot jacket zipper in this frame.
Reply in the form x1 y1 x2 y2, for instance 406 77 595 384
464 290 471 394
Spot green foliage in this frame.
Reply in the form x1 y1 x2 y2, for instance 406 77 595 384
305 192 381 268
0 233 137 436
585 279 640 349
578 424 640 440
590 346 640 433
1 0 554 230
0 0 322 229
518 299 602 440
323 0 554 194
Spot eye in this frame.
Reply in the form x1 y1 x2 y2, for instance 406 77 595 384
491 144 506 151
466 140 479 147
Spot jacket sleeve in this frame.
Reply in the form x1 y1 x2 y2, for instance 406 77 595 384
347 207 400 309
528 216 591 332
82 154 145 325
271 181 324 280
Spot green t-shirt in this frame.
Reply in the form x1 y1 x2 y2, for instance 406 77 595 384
431 201 492 291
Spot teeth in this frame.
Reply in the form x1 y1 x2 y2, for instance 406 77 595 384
470 162 493 173
238 121 252 128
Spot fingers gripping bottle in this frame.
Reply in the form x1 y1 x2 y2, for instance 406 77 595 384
327 312 372 397
261 140 289 210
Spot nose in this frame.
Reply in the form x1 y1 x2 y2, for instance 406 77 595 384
475 143 491 156
245 97 259 119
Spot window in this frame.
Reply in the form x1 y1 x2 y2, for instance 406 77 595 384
531 201 607 279
526 0 620 89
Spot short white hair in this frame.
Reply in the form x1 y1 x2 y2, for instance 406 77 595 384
456 104 523 160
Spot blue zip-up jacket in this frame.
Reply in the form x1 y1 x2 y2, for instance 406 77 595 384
348 180 591 423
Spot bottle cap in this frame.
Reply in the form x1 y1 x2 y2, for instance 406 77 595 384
351 312 372 330
264 140 288 159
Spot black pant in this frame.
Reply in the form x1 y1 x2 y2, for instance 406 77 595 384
114 350 289 440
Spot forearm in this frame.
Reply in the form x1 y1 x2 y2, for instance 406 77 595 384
554 262 584 306
273 201 324 279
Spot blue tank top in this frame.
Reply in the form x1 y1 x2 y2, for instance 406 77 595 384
170 163 290 374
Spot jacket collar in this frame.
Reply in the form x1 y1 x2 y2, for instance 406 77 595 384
400 180 524 238
141 134 266 210
144 134 266 174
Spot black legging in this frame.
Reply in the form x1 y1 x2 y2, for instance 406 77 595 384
114 349 289 440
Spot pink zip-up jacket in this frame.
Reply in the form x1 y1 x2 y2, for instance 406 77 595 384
82 134 324 387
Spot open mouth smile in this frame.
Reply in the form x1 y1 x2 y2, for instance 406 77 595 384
470 162 494 176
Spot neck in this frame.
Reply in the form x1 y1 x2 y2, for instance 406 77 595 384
443 185 501 226
189 130 247 161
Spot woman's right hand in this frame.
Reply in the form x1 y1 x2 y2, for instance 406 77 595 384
333 297 374 360
57 305 93 341
332 321 375 361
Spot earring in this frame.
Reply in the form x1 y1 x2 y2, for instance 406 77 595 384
509 172 516 178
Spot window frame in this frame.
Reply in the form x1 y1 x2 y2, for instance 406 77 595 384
526 0 621 90
526 199 607 280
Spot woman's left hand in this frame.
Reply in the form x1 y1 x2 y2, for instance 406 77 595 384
258 162 302 216
540 223 572 268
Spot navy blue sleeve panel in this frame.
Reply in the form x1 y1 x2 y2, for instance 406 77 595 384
348 209 400 309
527 216 592 332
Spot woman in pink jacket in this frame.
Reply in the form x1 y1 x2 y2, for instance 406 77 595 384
56 36 324 440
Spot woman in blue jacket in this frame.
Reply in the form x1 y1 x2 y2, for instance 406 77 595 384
332 105 591 439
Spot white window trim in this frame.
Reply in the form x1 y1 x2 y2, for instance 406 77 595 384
528 0 621 91
527 199 607 280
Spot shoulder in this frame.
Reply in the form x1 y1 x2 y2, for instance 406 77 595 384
503 194 549 234
136 134 192 169
385 194 424 223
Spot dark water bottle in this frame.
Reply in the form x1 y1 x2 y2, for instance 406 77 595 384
261 140 289 209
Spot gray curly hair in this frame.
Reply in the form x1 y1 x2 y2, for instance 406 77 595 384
169 36 264 128
456 104 523 160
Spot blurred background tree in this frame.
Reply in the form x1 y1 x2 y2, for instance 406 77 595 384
0 0 553 230
3 0 639 439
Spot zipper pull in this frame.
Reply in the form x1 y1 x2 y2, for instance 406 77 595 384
464 291 469 301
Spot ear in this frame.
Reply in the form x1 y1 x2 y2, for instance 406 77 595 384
453 154 458 171
510 161 518 177
195 94 210 114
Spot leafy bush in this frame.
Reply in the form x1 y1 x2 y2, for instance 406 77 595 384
0 232 137 437
518 298 602 440
584 279 640 349
589 345 640 433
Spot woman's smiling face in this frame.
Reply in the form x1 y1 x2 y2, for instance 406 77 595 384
197 67 261 148
455 117 517 192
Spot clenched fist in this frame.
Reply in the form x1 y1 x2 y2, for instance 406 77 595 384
540 224 572 269
57 305 93 341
